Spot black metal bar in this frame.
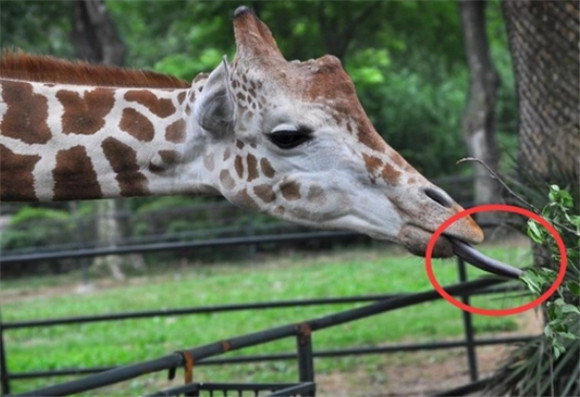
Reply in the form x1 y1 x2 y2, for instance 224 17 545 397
267 382 315 397
0 231 357 264
147 382 315 397
4 335 537 380
457 257 478 381
1 285 522 330
13 277 507 396
0 294 401 329
0 310 10 396
296 324 314 387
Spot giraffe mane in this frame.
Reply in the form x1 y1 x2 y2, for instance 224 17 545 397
0 51 191 89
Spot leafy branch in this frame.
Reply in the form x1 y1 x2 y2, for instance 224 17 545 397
522 185 580 358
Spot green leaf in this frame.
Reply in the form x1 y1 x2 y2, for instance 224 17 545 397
569 282 580 296
544 323 554 339
559 332 579 340
527 220 545 243
546 303 558 320
560 304 580 315
569 215 580 228
549 185 574 208
553 342 565 359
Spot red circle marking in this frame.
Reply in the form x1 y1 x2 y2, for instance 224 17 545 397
425 204 567 316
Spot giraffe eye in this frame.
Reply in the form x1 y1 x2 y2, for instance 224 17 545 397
268 125 312 149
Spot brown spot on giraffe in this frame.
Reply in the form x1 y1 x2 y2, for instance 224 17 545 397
246 153 259 181
391 150 413 171
177 91 187 105
235 189 260 211
381 163 401 185
149 150 181 173
234 155 244 178
223 148 231 161
165 119 186 143
101 137 149 196
280 180 301 201
159 150 180 165
148 162 164 174
53 145 103 200
0 144 41 201
57 88 115 135
362 153 383 173
307 185 326 205
120 108 155 142
219 170 236 190
254 184 275 203
203 153 215 171
124 90 176 118
260 158 276 178
0 80 52 144
274 206 285 216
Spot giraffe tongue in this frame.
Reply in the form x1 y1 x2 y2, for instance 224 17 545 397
449 238 523 279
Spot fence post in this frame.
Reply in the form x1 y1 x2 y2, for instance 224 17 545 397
0 310 11 396
296 323 315 396
457 257 478 381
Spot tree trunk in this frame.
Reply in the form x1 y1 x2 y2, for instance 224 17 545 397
459 0 501 221
316 2 380 62
503 0 579 264
71 0 125 65
503 0 579 186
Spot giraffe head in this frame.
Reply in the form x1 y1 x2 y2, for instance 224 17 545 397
192 7 483 257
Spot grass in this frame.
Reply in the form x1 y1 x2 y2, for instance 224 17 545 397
0 240 534 395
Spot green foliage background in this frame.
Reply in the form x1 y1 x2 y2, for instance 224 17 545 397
0 0 517 178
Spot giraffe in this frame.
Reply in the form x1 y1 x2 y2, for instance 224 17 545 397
0 7 485 260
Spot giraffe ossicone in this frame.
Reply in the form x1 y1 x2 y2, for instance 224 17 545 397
0 6 484 258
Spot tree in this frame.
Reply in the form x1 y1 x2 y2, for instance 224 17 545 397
504 1 579 187
71 0 125 65
488 1 579 395
459 0 502 215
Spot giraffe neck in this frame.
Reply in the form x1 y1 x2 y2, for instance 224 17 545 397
0 75 217 201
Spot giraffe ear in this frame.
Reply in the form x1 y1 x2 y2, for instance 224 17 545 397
194 57 235 136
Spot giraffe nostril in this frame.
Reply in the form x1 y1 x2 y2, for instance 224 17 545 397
424 187 453 208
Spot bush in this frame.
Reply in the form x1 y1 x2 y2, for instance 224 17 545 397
1 207 79 278
1 207 74 252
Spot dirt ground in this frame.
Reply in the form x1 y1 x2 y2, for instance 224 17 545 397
315 309 543 397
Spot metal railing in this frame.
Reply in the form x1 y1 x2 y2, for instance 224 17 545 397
1 219 534 396
1 269 532 396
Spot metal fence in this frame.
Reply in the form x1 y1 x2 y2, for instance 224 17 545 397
0 227 534 396
1 273 530 396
